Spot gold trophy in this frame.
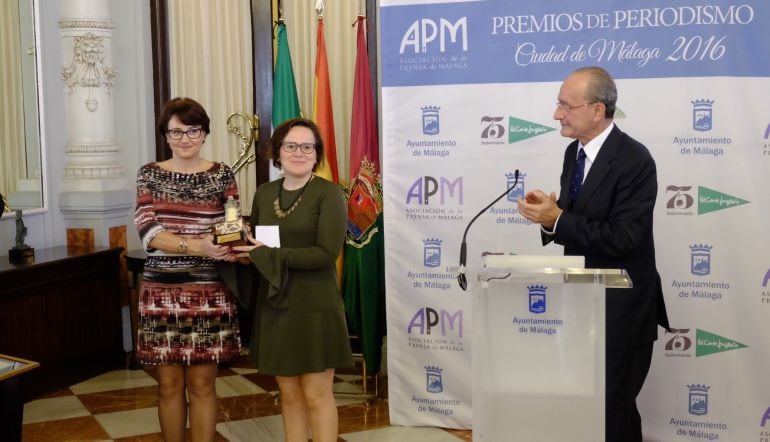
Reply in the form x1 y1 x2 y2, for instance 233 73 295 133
214 196 247 246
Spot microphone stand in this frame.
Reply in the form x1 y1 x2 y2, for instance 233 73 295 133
457 170 519 291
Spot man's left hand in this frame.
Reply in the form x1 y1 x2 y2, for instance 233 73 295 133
517 190 561 229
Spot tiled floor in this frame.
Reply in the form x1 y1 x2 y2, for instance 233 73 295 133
21 355 472 441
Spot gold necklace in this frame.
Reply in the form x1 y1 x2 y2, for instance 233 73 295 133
274 175 314 218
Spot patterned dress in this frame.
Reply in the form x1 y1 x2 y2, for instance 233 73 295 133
134 162 241 366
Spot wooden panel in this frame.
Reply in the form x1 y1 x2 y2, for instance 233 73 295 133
0 247 125 400
150 0 171 161
66 228 94 250
109 225 130 306
251 0 273 186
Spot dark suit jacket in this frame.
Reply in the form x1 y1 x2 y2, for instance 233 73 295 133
543 125 669 351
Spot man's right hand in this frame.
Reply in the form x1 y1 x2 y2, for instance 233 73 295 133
517 190 561 230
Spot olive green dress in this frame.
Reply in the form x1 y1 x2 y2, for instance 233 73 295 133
247 176 353 376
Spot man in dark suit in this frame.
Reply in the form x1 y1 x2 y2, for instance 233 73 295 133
518 66 669 442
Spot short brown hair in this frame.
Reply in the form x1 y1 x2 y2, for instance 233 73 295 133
157 97 211 139
268 118 325 171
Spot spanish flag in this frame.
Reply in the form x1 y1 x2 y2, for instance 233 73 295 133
312 17 339 184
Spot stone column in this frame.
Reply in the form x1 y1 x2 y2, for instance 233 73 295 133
58 0 133 355
58 0 131 251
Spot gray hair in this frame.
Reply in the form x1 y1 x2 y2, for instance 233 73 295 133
574 66 616 118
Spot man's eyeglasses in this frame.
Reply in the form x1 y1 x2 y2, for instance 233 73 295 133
281 142 316 154
166 128 203 140
555 101 596 112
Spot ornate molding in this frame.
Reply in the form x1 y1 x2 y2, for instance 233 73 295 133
61 32 118 112
59 19 114 30
66 143 119 154
64 166 125 179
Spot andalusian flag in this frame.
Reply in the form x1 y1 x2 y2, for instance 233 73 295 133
272 22 301 126
342 16 386 376
312 16 339 183
270 22 301 181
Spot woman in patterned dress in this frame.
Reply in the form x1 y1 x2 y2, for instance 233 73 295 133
134 97 241 442
233 118 353 442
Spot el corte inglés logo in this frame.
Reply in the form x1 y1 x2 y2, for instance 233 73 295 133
508 117 555 143
696 329 748 357
698 186 749 214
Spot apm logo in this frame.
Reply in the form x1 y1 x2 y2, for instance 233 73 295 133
405 176 463 205
408 307 463 337
761 406 770 427
763 268 770 287
400 17 468 54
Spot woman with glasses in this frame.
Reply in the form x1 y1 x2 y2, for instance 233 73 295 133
134 97 241 442
232 117 352 442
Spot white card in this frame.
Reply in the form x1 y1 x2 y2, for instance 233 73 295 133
253 225 280 248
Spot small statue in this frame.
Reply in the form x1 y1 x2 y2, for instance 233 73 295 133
14 210 29 249
9 209 34 264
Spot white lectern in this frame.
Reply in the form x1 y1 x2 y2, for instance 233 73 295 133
468 255 631 441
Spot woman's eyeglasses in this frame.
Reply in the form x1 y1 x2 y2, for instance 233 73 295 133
166 128 203 140
281 142 316 154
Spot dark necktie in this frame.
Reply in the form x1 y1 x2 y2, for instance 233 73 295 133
569 148 586 206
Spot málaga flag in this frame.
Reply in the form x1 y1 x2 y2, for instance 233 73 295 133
342 16 386 375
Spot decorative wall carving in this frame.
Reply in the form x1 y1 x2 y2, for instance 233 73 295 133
61 32 117 112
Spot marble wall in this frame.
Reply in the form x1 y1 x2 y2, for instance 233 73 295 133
0 0 155 255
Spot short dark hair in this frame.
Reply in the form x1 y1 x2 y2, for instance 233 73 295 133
268 118 325 171
574 66 617 119
157 97 211 139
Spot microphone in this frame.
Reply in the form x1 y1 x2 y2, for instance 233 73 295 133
457 169 519 291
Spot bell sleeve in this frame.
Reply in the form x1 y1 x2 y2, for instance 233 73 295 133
248 182 346 309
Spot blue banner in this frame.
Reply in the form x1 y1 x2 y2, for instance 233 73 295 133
380 0 770 86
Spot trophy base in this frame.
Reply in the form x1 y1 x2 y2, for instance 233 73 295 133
214 231 246 246
9 247 35 265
